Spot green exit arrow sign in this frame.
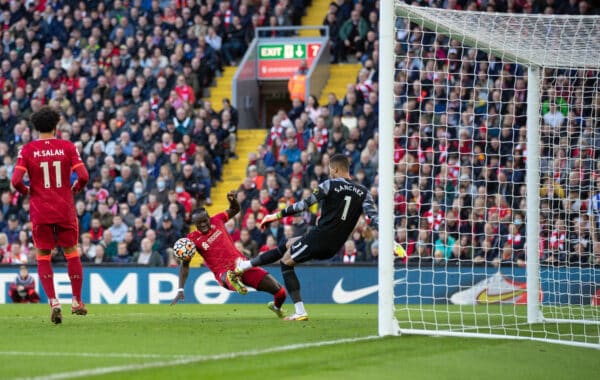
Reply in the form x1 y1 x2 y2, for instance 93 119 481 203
259 44 285 59
259 44 306 60
283 44 306 59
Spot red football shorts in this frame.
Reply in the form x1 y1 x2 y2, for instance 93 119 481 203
240 267 269 289
32 220 79 250
217 267 269 290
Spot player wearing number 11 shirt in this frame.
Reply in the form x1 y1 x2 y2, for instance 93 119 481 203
11 106 89 324
235 154 379 320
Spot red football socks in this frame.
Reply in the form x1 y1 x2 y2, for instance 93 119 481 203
65 252 83 304
36 255 56 301
274 287 287 309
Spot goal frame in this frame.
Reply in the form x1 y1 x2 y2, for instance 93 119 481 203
378 0 600 349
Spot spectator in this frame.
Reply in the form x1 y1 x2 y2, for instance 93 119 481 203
543 102 565 129
8 265 40 303
0 167 10 193
89 218 104 245
2 241 27 264
260 235 278 254
494 223 526 267
239 228 259 259
113 242 132 264
109 215 128 243
225 218 241 242
569 217 592 265
433 229 457 263
452 235 474 261
133 238 163 266
3 214 20 244
0 192 16 220
342 240 359 264
338 10 368 62
174 76 195 108
156 213 180 263
323 10 342 63
119 202 136 228
17 231 34 264
280 129 302 164
222 16 247 67
88 244 107 265
326 92 343 117
247 165 265 190
245 215 266 247
99 230 118 262
79 233 97 263
173 182 193 216
76 201 92 234
474 223 502 263
267 219 286 245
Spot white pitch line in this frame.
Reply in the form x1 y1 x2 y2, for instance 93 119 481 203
0 351 189 359
12 335 380 380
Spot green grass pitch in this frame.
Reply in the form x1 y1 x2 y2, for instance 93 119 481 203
0 304 598 379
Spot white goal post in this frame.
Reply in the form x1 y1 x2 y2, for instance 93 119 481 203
378 1 600 349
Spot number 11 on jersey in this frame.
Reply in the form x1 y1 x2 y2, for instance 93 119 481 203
40 161 62 188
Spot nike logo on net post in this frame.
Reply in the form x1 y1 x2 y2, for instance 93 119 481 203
332 278 406 304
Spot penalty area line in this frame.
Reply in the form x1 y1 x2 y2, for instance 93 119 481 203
0 351 189 359
12 335 380 380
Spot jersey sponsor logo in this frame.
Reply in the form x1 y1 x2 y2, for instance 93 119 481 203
206 229 222 244
33 149 65 158
201 242 210 250
332 277 406 303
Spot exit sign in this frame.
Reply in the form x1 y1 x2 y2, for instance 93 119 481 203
257 42 322 79
259 44 306 59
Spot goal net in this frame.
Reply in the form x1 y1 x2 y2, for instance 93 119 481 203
378 1 600 349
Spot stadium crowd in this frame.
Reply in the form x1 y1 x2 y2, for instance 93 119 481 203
387 0 600 267
0 0 598 267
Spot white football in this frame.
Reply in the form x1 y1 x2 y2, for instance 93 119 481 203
172 238 196 262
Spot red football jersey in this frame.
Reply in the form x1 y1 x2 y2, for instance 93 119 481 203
15 138 85 225
187 212 245 276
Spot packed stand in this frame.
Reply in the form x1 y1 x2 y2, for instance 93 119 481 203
238 0 600 265
0 0 309 266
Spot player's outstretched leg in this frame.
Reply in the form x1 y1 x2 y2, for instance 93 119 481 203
256 274 287 318
37 254 61 324
236 239 299 275
235 246 285 275
280 263 308 321
65 250 87 315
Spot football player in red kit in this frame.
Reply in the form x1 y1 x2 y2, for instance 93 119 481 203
171 191 287 317
11 106 89 324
